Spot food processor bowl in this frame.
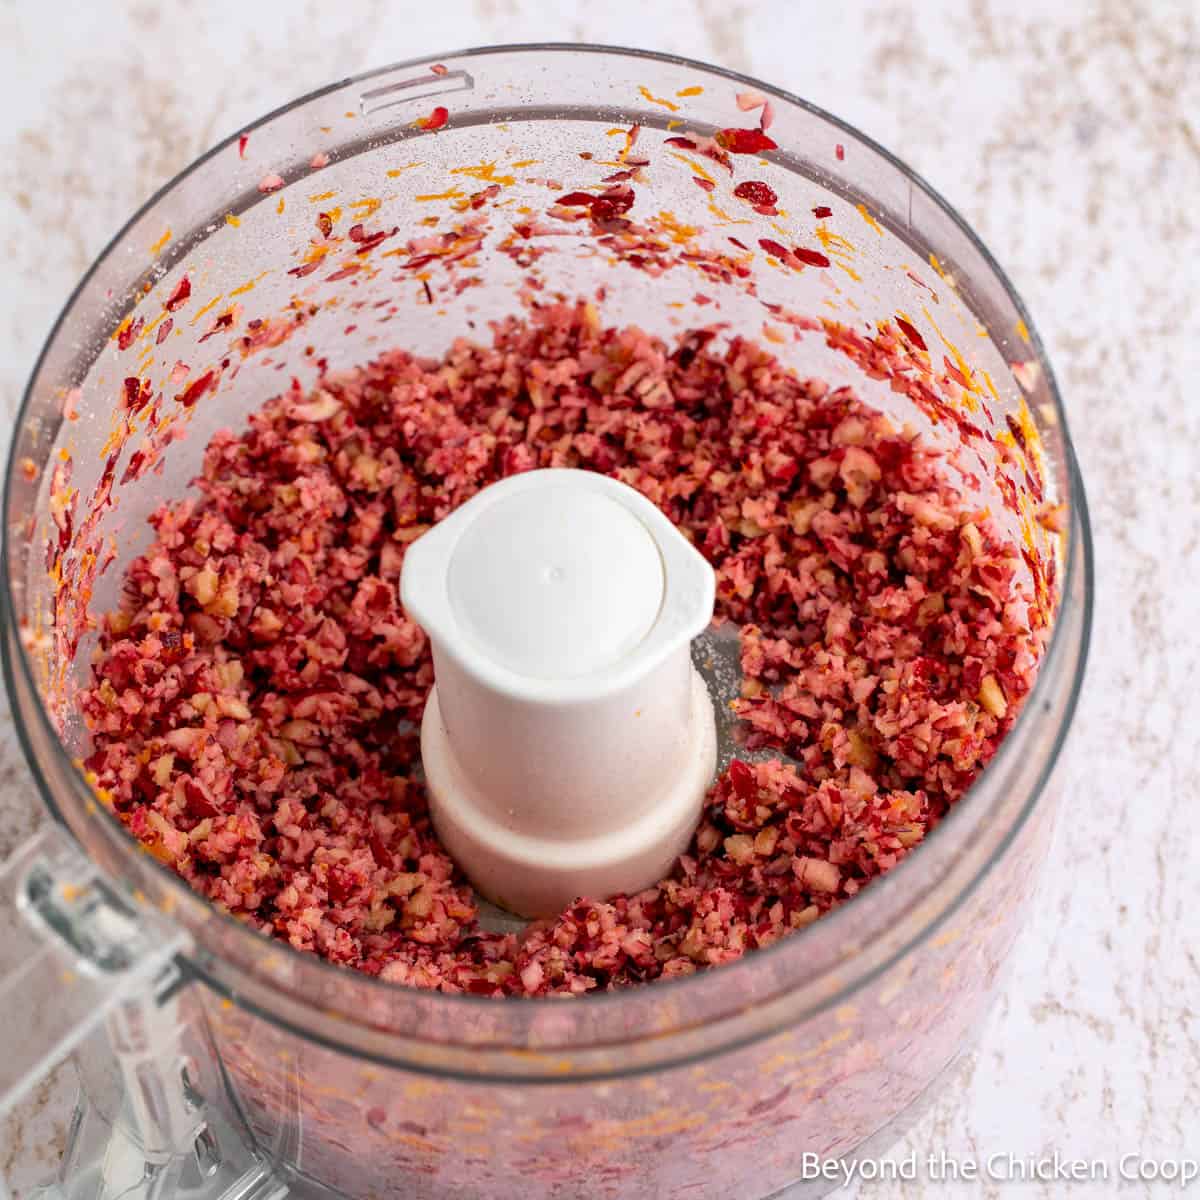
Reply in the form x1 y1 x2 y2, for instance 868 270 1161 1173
0 45 1091 1200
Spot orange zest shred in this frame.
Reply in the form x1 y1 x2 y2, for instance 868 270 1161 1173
638 85 679 112
190 294 224 325
414 188 466 203
655 210 697 245
706 199 748 226
855 203 884 235
349 197 382 219
922 305 981 397
229 272 268 297
981 369 1001 405
450 162 516 187
668 152 716 185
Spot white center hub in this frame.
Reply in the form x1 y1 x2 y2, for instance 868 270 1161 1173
401 469 717 918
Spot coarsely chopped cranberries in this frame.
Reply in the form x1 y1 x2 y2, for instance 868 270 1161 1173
716 127 778 154
117 317 144 351
164 276 192 313
729 180 777 213
732 181 778 208
895 316 928 352
792 246 831 268
415 106 449 131
82 302 1044 998
176 369 216 409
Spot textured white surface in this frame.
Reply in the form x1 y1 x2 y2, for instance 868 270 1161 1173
0 1 1196 1196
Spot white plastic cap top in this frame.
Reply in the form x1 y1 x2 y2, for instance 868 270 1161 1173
401 469 717 917
402 469 714 701
447 484 663 680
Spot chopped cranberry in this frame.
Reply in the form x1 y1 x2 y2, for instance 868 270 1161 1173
758 237 791 260
176 370 216 409
792 247 831 268
716 128 778 154
733 180 778 207
415 106 449 131
895 317 928 352
117 317 144 351
327 867 356 905
728 759 757 800
183 779 219 819
164 276 191 312
368 828 393 868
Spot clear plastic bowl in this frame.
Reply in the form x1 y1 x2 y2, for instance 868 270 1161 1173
1 45 1091 1200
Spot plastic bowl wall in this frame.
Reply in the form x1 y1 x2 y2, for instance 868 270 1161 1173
2 46 1091 1200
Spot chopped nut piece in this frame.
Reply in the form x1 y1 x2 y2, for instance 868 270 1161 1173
846 729 878 771
754 827 779 856
211 580 240 618
216 695 252 720
795 857 842 894
150 753 175 787
724 834 756 864
188 564 218 607
791 905 821 928
979 674 1008 718
839 446 881 508
916 593 945 626
291 391 341 422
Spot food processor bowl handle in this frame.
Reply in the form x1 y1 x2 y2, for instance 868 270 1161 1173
0 825 188 1122
0 826 286 1200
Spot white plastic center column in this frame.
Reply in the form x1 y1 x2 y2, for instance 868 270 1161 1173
401 469 716 918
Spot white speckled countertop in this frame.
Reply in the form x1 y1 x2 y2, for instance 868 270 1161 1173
1 2 1197 1197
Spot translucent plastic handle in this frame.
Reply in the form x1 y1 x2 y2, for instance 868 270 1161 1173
0 824 188 1118
0 827 291 1200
